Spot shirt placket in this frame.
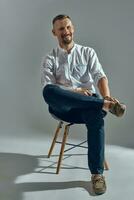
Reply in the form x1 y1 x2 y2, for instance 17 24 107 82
63 53 71 86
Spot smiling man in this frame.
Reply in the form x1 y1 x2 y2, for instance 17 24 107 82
52 15 74 51
41 14 126 195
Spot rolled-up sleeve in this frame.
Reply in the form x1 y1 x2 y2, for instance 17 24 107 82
41 55 56 89
89 48 107 85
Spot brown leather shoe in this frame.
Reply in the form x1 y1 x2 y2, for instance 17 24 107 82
109 102 126 117
91 175 106 195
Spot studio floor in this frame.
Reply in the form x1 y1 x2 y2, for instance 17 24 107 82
0 130 134 200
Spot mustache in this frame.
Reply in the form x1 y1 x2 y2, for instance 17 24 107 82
62 34 71 37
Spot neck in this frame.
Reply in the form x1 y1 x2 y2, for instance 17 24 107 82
59 41 74 53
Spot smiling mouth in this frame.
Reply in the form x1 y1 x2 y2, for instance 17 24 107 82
63 34 71 38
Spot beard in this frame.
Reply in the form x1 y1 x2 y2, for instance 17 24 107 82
61 34 73 45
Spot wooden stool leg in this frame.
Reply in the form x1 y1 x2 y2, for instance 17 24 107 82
104 160 109 170
56 124 70 174
48 121 63 158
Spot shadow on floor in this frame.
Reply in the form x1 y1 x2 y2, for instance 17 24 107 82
18 180 95 196
0 152 96 200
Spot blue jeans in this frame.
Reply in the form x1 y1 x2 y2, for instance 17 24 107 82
43 84 107 174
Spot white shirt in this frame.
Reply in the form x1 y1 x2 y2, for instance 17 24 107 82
41 43 107 93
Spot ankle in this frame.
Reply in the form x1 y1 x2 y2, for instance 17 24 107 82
92 174 103 177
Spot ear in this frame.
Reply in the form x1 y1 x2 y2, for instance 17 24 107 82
52 29 56 36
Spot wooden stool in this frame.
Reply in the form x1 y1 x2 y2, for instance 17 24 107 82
48 121 109 174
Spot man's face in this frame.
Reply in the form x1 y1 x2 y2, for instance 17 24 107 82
52 18 74 45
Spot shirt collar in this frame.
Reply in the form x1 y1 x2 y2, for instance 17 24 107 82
58 43 76 54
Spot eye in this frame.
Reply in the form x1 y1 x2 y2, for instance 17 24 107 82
67 26 71 29
59 27 64 31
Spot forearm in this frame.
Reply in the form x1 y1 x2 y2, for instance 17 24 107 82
97 77 110 98
58 86 92 96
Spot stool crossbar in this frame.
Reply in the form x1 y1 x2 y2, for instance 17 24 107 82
48 121 109 174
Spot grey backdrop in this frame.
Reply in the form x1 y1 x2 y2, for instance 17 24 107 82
0 0 134 147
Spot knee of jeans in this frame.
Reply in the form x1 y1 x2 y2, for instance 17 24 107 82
43 84 58 102
43 84 52 102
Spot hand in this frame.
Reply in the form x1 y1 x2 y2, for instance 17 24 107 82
74 88 92 96
104 96 119 103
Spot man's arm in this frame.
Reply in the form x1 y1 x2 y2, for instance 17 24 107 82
72 78 110 97
98 77 121 105
97 77 110 98
89 49 112 99
41 55 56 89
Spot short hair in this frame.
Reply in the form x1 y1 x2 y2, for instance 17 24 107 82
52 14 71 25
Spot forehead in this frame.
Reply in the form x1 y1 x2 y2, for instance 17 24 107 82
53 18 73 29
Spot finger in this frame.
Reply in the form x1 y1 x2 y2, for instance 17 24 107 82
84 91 89 96
84 89 92 96
112 98 119 103
87 91 92 96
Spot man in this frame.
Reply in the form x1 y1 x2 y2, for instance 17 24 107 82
41 14 126 195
